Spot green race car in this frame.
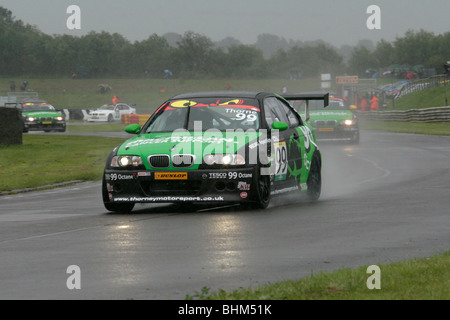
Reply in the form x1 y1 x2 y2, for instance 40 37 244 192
22 102 66 133
289 96 359 144
102 91 328 212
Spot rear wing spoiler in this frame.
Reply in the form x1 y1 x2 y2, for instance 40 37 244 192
282 93 329 122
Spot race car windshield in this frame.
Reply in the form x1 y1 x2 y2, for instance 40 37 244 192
145 98 261 132
23 105 55 112
99 106 115 110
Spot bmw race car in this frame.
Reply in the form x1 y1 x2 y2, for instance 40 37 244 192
102 91 328 213
288 95 359 144
87 103 136 122
22 102 66 132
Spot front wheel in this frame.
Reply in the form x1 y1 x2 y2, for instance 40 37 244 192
252 168 271 209
102 175 135 213
104 202 135 213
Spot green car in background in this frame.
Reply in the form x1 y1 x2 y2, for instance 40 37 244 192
22 102 66 133
289 95 359 144
102 91 328 213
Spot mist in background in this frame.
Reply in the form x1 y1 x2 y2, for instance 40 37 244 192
2 0 449 47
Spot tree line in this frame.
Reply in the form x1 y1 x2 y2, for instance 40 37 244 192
1 6 448 79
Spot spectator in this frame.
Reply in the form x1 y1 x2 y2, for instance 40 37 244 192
112 96 120 104
370 95 379 111
444 62 450 75
406 71 416 80
9 81 16 92
360 97 368 112
20 80 29 92
164 69 173 79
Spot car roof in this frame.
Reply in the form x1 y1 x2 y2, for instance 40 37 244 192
170 91 271 100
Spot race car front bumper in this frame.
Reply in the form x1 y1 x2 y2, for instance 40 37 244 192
24 120 66 132
313 125 359 141
104 167 258 204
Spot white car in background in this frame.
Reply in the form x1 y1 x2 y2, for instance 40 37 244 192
87 103 136 122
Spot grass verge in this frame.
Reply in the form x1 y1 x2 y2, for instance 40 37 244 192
0 135 126 192
188 251 450 300
387 86 450 110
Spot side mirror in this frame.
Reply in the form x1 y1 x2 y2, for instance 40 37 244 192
125 124 141 134
271 121 289 131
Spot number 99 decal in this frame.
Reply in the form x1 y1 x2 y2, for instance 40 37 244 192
274 142 287 181
235 113 257 122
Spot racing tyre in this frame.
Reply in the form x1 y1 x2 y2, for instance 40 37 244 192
107 114 113 122
253 168 271 209
306 153 321 201
102 175 135 213
104 202 135 213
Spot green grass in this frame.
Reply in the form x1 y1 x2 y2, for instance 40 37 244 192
387 85 450 110
0 135 126 192
189 251 450 300
360 120 450 136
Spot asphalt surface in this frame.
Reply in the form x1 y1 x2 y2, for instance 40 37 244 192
0 130 449 299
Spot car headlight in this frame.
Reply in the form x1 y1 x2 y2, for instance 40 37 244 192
55 116 64 121
111 156 143 168
341 119 354 126
27 117 37 122
203 154 245 165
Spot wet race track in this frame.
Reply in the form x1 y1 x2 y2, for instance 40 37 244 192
0 130 449 299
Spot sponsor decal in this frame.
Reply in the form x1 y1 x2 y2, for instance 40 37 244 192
270 185 299 195
107 173 135 181
112 196 224 202
240 192 248 199
155 172 188 180
209 172 228 179
208 172 253 180
249 138 271 150
237 181 251 191
138 172 151 177
23 112 59 117
125 136 235 148
311 111 351 117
